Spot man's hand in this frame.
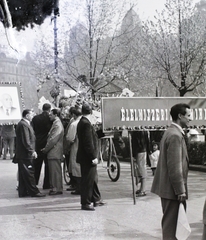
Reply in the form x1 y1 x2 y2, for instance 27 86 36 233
178 193 186 202
41 148 45 154
92 158 98 165
32 151 38 159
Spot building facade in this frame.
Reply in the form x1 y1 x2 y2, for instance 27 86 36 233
0 46 38 111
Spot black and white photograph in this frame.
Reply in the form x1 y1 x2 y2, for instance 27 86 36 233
0 0 206 239
0 84 22 123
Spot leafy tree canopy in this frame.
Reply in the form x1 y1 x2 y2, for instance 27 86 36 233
0 0 59 30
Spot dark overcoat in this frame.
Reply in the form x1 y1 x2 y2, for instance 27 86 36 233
32 112 52 151
15 119 36 160
76 116 98 166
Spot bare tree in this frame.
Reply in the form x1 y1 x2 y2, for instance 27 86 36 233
61 0 137 97
143 0 206 96
117 8 159 96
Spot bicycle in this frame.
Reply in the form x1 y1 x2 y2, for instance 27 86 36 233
99 135 120 182
63 134 121 184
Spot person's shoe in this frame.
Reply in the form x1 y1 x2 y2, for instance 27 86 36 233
93 200 106 207
81 204 95 211
71 190 80 195
19 193 29 197
66 180 72 186
32 193 46 197
136 189 141 194
66 186 76 191
49 191 63 196
136 191 146 197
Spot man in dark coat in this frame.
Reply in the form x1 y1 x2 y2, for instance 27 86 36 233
77 102 105 211
16 109 45 197
151 103 191 239
32 103 52 189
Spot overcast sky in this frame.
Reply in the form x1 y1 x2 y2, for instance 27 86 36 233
0 0 200 59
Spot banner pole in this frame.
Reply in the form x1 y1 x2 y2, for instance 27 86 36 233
128 131 136 205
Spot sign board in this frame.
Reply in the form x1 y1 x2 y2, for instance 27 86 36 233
0 82 24 125
101 97 206 132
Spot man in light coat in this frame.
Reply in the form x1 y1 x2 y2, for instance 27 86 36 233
66 106 82 195
151 103 191 240
42 108 64 195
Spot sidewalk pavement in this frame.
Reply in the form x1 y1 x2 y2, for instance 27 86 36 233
0 158 205 240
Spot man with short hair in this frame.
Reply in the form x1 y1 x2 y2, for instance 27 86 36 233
77 102 105 211
0 93 18 118
32 103 52 189
42 108 64 195
15 109 45 197
151 103 191 240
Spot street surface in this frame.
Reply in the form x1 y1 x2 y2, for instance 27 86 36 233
0 158 205 240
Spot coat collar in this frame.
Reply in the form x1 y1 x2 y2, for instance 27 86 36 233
171 122 185 135
22 118 30 125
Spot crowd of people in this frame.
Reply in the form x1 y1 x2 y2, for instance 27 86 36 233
7 101 105 211
1 100 206 238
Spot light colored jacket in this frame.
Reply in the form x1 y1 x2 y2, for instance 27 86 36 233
149 150 160 168
44 117 64 160
151 124 189 200
67 116 81 177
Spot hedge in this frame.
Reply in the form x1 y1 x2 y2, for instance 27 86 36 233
188 142 206 165
113 136 206 166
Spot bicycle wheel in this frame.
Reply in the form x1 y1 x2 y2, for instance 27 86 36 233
63 160 70 185
107 155 120 182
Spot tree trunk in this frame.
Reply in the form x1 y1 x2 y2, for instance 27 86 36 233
179 88 186 96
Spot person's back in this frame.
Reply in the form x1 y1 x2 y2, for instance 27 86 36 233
76 103 104 211
31 103 52 189
1 125 16 138
77 116 98 165
32 111 52 150
132 131 149 154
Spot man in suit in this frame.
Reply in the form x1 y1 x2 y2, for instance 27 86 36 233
151 103 191 240
0 93 19 118
42 108 64 195
77 102 105 211
15 109 45 198
32 103 52 189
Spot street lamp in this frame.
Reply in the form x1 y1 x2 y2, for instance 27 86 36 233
50 0 60 107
